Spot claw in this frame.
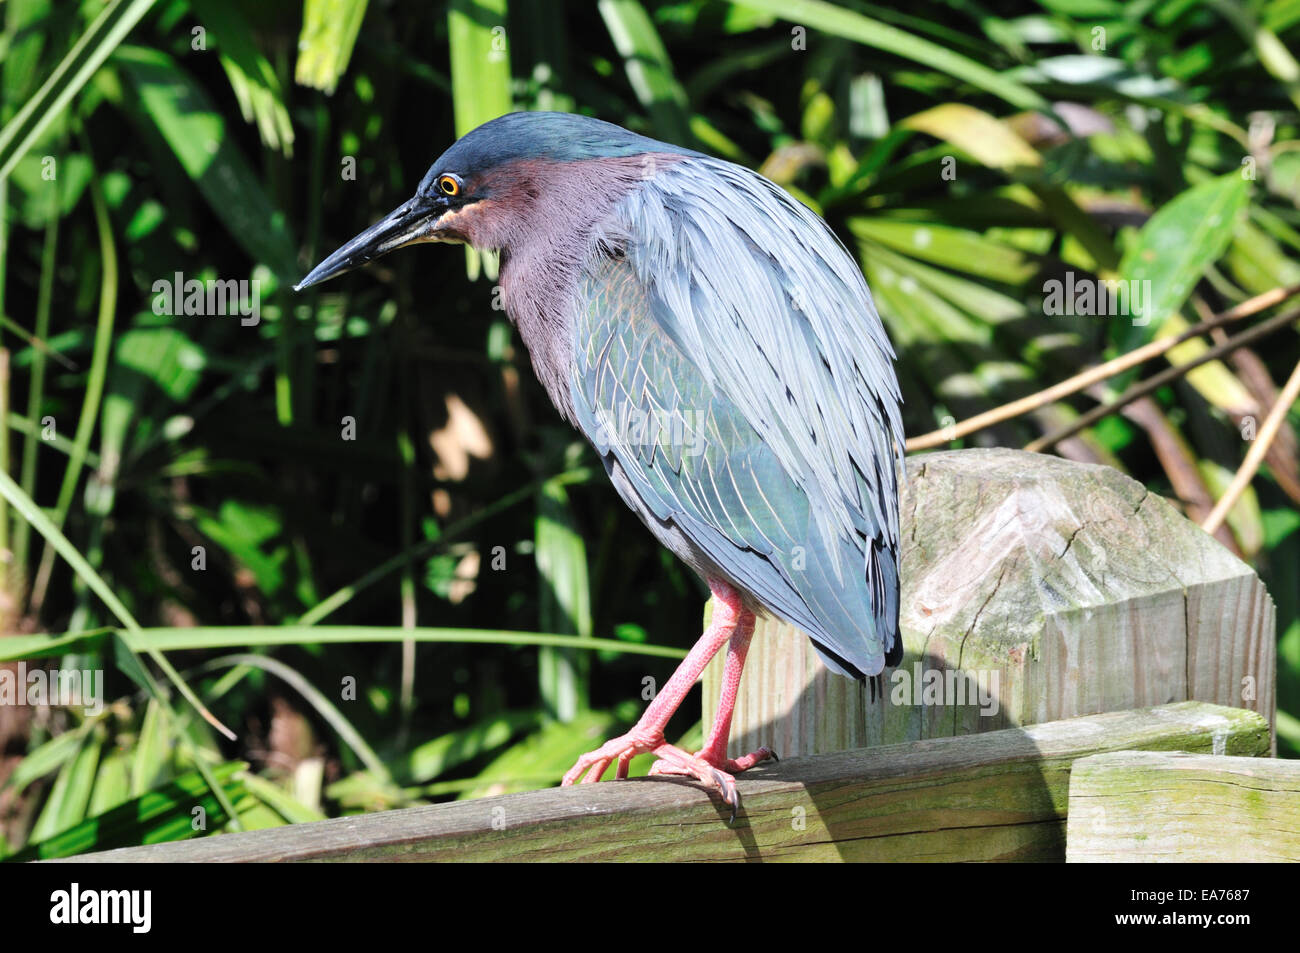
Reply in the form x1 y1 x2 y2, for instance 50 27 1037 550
712 768 741 823
711 768 731 794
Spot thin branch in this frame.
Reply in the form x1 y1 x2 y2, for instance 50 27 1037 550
1203 358 1300 536
1195 296 1300 505
1025 305 1300 453
0 312 78 370
906 284 1300 451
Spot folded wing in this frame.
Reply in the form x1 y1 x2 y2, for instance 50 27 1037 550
568 159 904 677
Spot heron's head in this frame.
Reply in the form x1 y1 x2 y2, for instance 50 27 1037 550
295 112 693 291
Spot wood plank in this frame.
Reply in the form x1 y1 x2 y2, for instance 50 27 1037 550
705 448 1277 759
1067 750 1300 862
56 702 1268 863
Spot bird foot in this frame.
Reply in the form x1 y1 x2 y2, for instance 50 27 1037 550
647 744 777 819
561 729 763 817
648 744 776 778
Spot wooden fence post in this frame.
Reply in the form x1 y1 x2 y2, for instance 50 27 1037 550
702 447 1276 760
1066 751 1300 862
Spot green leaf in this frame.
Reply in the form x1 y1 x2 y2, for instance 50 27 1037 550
733 0 1050 111
1158 314 1256 414
1227 219 1300 294
100 325 206 476
328 710 540 807
44 148 117 553
399 711 539 783
14 762 247 860
193 500 288 597
536 478 593 721
239 772 327 824
87 748 132 815
599 0 693 145
1116 173 1251 347
5 412 99 466
1263 506 1300 549
447 0 512 137
5 727 88 795
116 45 298 281
231 796 288 831
456 710 621 799
851 218 1040 285
447 0 512 280
2 0 53 111
865 241 1027 325
29 731 101 842
6 152 94 227
1209 0 1300 113
0 0 158 181
0 468 233 745
191 0 294 154
296 0 370 94
131 698 169 796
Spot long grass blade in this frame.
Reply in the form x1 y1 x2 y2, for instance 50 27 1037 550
0 625 691 662
200 653 388 778
0 0 157 181
732 0 1049 111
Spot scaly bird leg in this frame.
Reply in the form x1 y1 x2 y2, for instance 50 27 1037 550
649 603 775 778
561 579 773 812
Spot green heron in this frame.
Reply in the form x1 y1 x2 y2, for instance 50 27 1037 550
298 111 903 813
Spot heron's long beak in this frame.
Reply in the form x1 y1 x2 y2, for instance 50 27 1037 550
294 196 447 291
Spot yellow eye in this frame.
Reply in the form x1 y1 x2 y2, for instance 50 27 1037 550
437 174 461 197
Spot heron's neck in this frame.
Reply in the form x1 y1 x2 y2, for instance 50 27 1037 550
487 154 683 423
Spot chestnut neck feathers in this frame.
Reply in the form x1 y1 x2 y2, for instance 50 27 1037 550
460 153 684 423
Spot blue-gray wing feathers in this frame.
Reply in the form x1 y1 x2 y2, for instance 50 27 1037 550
570 158 903 677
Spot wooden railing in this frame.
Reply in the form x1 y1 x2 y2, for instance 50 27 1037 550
58 702 1273 862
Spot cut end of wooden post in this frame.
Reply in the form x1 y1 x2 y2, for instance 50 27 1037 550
704 448 1276 759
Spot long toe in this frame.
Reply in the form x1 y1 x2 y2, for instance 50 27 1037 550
649 743 775 776
645 743 743 813
561 727 665 786
725 745 777 772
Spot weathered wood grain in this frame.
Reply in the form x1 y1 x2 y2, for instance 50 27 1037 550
1066 750 1300 862
704 448 1276 759
56 702 1268 863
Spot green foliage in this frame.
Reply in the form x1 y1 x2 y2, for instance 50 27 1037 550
0 0 1297 859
